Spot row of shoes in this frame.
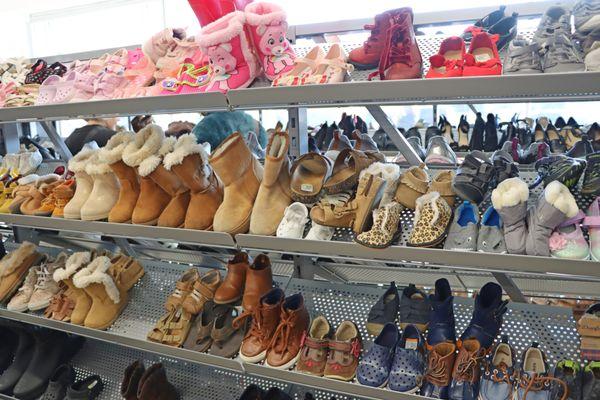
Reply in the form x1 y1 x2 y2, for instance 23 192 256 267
578 303 600 362
0 324 91 400
121 361 178 400
0 58 67 107
1 243 145 330
0 146 43 177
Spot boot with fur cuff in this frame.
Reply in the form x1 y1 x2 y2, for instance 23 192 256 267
209 132 263 234
491 177 529 255
122 124 171 225
250 130 293 235
53 252 93 325
525 180 579 256
80 153 120 221
73 256 127 330
163 134 223 230
63 148 95 220
360 162 400 207
98 132 140 223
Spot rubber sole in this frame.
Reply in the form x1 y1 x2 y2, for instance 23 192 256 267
239 350 267 364
28 300 51 311
324 371 356 381
265 352 300 370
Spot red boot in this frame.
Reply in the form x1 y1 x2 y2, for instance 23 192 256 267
349 9 403 70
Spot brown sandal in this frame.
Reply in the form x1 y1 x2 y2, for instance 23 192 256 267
209 305 248 358
323 149 382 195
290 153 333 203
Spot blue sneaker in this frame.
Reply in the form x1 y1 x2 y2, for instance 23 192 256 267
388 324 426 393
423 278 457 399
357 323 398 388
479 336 517 400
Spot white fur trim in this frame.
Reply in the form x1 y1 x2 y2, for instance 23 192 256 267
544 181 579 218
245 2 287 26
414 191 441 226
491 177 529 210
359 162 383 180
198 11 246 51
69 148 97 173
0 242 37 277
72 256 120 303
98 131 134 165
138 136 176 177
85 153 113 175
17 174 39 185
54 251 91 281
163 133 208 170
381 163 401 183
122 124 164 168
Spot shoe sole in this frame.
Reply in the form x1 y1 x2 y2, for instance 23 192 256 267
6 304 29 312
239 350 267 364
324 371 356 381
265 352 300 370
550 253 591 261
349 61 379 70
28 300 51 311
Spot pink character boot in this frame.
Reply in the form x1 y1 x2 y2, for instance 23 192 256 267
198 11 259 93
245 2 296 80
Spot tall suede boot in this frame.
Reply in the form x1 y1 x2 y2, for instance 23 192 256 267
99 132 139 223
209 132 263 234
164 134 223 230
53 252 93 325
250 130 292 235
122 124 171 226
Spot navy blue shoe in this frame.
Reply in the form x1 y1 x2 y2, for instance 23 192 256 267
388 324 425 393
357 323 398 388
427 278 456 346
479 336 517 400
460 282 508 349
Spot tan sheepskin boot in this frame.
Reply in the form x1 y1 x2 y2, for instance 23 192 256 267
209 132 263 234
80 152 120 221
164 134 223 230
98 132 140 223
53 252 93 325
73 256 128 330
122 124 171 225
250 130 292 235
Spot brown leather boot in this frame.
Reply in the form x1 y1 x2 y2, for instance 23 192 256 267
209 132 263 234
243 254 273 312
214 252 249 305
235 288 284 363
121 360 145 400
450 339 484 395
265 293 310 369
424 342 457 395
122 124 171 225
250 130 293 235
136 363 178 400
149 164 190 228
53 252 94 325
164 134 223 230
99 132 140 223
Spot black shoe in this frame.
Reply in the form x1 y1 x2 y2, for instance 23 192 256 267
567 117 580 128
0 326 34 395
313 122 328 150
13 329 69 400
488 12 519 50
498 121 514 146
553 360 583 400
533 123 546 143
399 283 430 331
546 123 567 154
0 327 16 375
338 113 354 139
582 152 600 196
372 127 388 151
425 126 441 147
588 122 600 152
555 117 567 130
583 362 600 400
307 136 319 153
453 150 496 203
483 113 499 152
239 384 265 400
461 5 506 41
65 375 104 400
264 387 292 400
566 135 595 159
457 115 470 151
366 282 400 336
355 115 368 133
491 150 519 186
531 155 587 189
322 122 337 151
405 126 422 141
469 112 485 151
520 142 550 164
40 365 75 400
439 115 457 150
394 136 426 162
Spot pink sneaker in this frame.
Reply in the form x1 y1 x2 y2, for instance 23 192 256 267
143 28 187 65
198 11 260 93
160 61 210 95
36 75 62 105
584 196 600 262
549 210 590 260
155 37 201 80
245 2 296 80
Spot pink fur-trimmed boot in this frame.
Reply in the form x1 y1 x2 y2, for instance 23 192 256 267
198 11 259 93
245 2 296 81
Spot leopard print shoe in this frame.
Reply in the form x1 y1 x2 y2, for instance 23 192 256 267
408 191 453 248
355 202 403 248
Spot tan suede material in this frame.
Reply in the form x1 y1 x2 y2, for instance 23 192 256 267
132 175 171 225
394 165 430 210
108 160 140 223
429 170 456 207
0 252 42 302
62 278 92 326
82 282 128 330
171 153 223 230
149 164 191 228
250 131 292 235
210 133 264 234
21 182 62 215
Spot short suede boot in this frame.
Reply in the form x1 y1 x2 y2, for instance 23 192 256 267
491 177 529 255
53 252 94 325
136 363 178 400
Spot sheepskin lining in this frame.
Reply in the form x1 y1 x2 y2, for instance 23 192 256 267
0 242 36 277
545 180 579 218
198 11 245 51
99 131 134 165
73 256 120 304
163 134 208 170
122 124 165 168
491 177 529 210
245 2 287 26
54 251 91 281
68 149 97 173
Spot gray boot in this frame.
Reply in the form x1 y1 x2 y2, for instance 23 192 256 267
525 181 579 256
491 177 530 254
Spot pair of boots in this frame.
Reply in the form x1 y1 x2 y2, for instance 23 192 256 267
121 361 178 400
53 252 144 329
491 177 579 256
194 1 296 92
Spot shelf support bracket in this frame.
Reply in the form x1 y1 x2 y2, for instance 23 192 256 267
1 123 22 155
366 105 422 166
37 121 73 161
287 107 308 158
492 272 527 303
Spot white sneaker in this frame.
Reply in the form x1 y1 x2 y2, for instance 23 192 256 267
276 202 309 238
305 222 335 241
28 253 66 311
7 266 39 312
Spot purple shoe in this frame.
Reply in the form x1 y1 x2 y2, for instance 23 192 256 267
388 324 426 393
357 323 399 388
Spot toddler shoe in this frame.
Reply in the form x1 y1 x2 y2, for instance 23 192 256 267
463 32 502 76
366 282 400 336
28 254 67 311
584 197 600 262
357 322 398 388
323 321 362 381
295 315 332 376
444 201 479 251
388 324 426 393
143 28 187 65
477 206 507 253
273 46 324 87
302 44 354 85
550 210 590 260
426 36 466 78
6 266 39 312
276 202 309 238
407 192 453 248
304 223 335 241
478 336 517 400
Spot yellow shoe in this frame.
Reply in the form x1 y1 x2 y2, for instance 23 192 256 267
0 185 16 213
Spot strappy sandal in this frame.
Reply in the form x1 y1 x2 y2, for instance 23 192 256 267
302 44 354 85
209 306 248 358
183 302 228 352
272 46 325 87
323 149 381 194
165 268 200 311
161 307 194 347
290 153 333 203
309 192 357 229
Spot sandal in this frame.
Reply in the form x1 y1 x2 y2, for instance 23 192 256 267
161 306 194 347
309 192 357 229
165 268 200 311
290 153 333 203
209 305 248 358
323 149 381 194
183 302 229 352
272 46 324 87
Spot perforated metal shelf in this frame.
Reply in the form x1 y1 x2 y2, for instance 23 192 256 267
0 257 586 400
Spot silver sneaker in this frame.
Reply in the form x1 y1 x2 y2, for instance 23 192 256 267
573 0 600 34
534 6 572 45
542 32 585 72
504 36 543 74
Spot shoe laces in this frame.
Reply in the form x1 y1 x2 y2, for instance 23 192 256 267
455 349 485 382
369 18 414 80
362 24 381 50
426 350 450 386
234 306 269 345
488 362 515 385
269 312 294 354
34 266 52 290
520 373 567 400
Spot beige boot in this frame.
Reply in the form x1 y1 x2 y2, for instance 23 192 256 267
209 132 263 234
80 153 120 221
53 252 93 325
250 131 292 235
0 242 42 303
64 149 96 219
98 132 140 223
122 125 171 225
73 256 128 330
